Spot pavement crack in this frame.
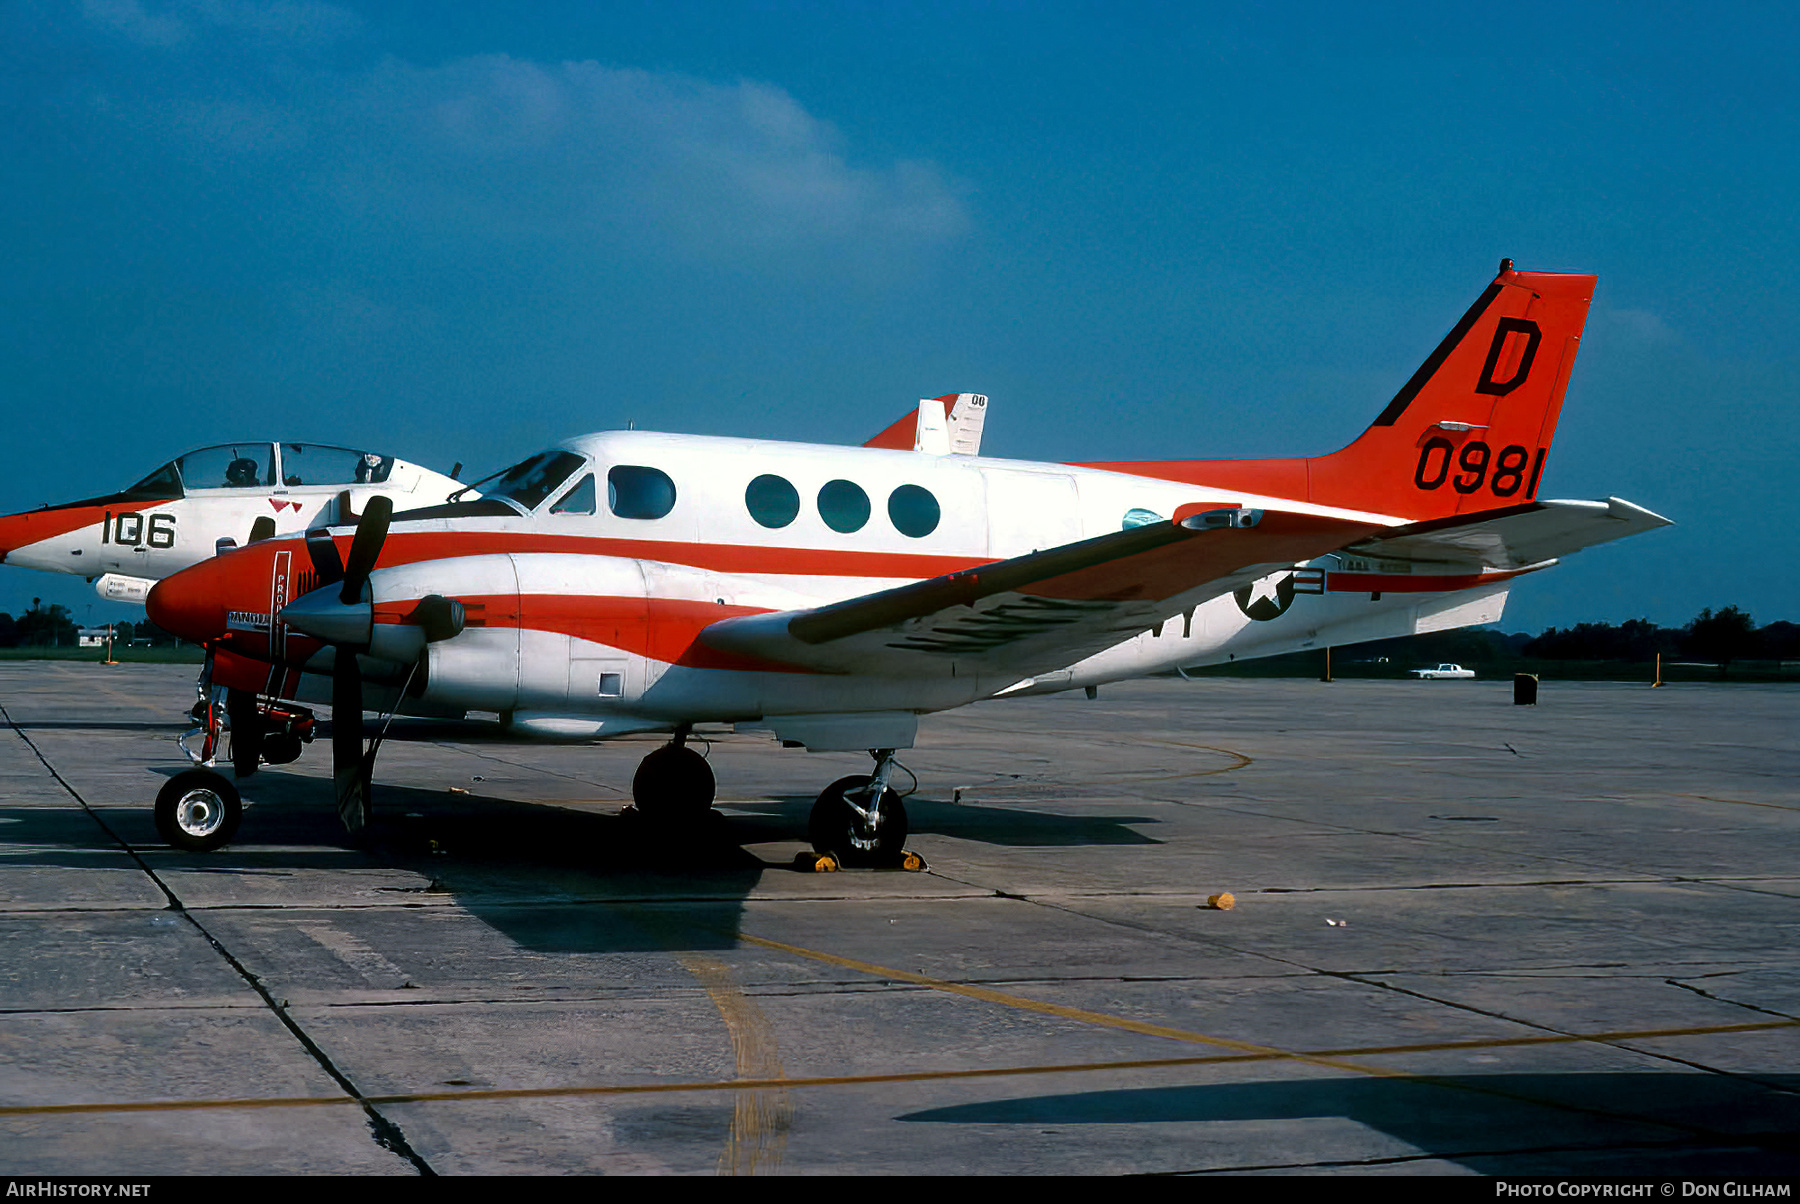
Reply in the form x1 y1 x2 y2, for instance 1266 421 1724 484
0 702 438 1177
1665 977 1800 1022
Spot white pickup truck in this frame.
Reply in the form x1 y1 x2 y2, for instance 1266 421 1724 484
1412 663 1476 679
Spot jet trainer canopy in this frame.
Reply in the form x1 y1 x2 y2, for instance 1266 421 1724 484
127 443 398 499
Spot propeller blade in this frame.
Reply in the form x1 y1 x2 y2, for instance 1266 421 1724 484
305 527 344 588
339 495 393 605
332 645 369 833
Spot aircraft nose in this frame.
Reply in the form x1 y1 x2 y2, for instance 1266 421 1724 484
145 558 233 644
0 508 50 560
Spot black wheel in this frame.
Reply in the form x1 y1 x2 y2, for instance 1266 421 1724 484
261 731 304 765
154 770 242 853
227 689 265 778
631 744 716 820
809 774 908 866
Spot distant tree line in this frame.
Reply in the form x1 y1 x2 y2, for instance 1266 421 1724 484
1523 607 1796 674
0 600 181 649
1351 606 1796 678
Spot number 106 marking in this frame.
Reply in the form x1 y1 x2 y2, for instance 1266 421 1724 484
103 511 177 549
1414 438 1545 498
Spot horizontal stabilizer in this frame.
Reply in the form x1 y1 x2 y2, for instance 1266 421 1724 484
865 393 989 455
1344 497 1671 570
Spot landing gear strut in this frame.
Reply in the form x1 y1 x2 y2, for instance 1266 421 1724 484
225 690 315 777
631 725 716 823
809 749 911 867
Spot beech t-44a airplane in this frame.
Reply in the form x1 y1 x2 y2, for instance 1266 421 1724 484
143 262 1668 864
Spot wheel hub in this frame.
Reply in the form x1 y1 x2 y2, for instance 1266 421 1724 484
175 790 225 838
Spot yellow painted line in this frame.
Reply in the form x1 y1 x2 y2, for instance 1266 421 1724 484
731 931 1430 1080
2 1016 1792 1120
678 952 792 1176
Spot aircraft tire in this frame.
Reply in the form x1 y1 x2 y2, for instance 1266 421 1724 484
227 689 266 778
261 732 304 765
631 745 715 820
809 775 908 867
155 769 242 853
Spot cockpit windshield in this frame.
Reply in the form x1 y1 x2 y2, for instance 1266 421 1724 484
124 461 184 500
483 451 587 512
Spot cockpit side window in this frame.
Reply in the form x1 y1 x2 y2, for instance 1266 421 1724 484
279 444 394 487
177 445 276 490
608 466 677 520
485 451 587 512
550 474 597 515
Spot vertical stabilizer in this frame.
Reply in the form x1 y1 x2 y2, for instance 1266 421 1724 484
1079 263 1597 521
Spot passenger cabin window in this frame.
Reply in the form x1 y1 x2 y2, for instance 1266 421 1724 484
745 474 800 528
280 444 394 487
818 480 871 533
177 445 275 490
550 474 596 515
487 451 586 512
608 466 677 520
887 484 940 538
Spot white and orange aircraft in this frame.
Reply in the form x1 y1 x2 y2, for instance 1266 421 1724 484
143 262 1668 863
0 441 467 603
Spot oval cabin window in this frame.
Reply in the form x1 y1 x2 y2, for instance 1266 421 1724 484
817 479 870 533
887 484 940 538
745 474 800 529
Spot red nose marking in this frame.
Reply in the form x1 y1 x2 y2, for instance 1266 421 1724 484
0 501 157 558
146 548 275 644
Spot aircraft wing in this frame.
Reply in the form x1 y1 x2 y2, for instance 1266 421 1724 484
1341 497 1671 570
701 507 1380 677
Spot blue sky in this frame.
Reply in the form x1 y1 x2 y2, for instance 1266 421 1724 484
3 1 1794 634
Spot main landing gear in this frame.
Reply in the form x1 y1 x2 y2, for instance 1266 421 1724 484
807 749 917 869
629 725 716 825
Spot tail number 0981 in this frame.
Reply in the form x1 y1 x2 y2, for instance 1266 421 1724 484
1414 439 1545 498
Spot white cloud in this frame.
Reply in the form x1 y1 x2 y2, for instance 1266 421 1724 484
325 55 970 262
59 8 970 270
81 0 358 46
81 0 189 46
1599 307 1677 344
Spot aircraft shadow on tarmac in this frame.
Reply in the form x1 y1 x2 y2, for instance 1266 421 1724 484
897 1073 1800 1175
3 754 1160 957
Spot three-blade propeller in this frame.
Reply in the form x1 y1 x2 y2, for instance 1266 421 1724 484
290 497 462 835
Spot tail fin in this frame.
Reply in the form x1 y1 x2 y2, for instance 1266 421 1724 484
865 393 989 456
1080 262 1597 521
